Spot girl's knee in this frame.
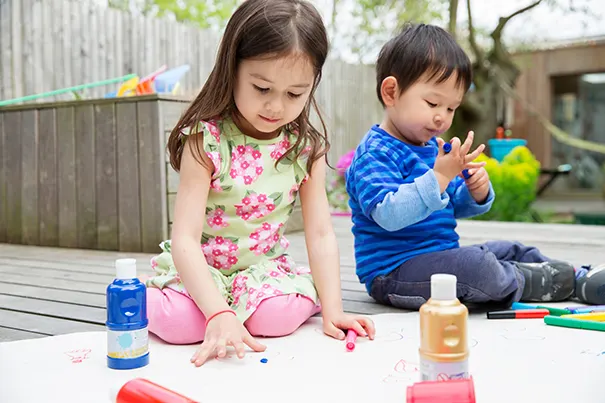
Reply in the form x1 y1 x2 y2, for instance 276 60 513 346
147 287 206 345
245 293 319 337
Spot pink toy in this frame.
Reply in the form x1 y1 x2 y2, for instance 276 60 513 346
406 377 475 403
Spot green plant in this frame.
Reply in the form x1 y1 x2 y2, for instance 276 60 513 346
326 150 355 214
470 146 541 222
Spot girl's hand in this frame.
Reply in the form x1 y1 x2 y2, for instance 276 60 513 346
190 311 266 366
322 311 376 341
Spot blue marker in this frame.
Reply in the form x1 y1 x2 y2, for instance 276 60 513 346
511 302 536 310
566 305 605 314
462 169 471 179
511 301 570 316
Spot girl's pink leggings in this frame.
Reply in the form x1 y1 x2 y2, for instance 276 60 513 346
147 287 320 344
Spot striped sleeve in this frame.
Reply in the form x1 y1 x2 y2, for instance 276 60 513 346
349 150 403 218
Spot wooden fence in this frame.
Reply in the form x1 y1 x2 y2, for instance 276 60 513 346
0 95 191 252
0 0 386 251
0 0 384 163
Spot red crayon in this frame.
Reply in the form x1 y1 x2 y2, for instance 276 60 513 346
487 308 550 319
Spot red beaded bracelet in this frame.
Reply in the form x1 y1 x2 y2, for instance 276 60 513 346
205 309 236 327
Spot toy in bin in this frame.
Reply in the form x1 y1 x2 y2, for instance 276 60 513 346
113 378 198 403
407 377 475 403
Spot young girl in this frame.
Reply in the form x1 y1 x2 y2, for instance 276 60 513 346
145 0 375 366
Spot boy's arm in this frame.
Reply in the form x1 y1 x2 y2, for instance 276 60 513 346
448 176 495 219
352 151 449 232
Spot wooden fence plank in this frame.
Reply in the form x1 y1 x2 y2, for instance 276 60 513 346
116 102 142 252
74 104 97 249
56 106 78 247
4 111 22 243
0 0 11 101
20 109 39 245
38 108 59 246
137 101 166 252
0 113 6 242
94 103 118 250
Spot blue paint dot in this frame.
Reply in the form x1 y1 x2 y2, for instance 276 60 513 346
260 358 268 363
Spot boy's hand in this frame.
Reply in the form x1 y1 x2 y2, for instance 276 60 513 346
461 167 490 203
434 131 485 192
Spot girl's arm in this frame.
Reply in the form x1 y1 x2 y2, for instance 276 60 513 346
298 157 343 317
170 136 231 317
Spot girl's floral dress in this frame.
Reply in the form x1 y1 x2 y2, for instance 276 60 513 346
146 116 319 322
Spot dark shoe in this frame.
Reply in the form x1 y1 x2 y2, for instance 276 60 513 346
575 264 605 305
515 261 575 302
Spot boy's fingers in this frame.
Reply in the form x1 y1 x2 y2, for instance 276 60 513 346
465 144 485 162
450 137 461 151
436 138 445 155
460 131 474 155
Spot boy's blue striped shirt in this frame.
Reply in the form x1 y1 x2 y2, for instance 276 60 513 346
345 125 494 293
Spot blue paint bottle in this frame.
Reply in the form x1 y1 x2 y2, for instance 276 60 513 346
106 258 149 370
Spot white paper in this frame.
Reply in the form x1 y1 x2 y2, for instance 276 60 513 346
0 313 602 403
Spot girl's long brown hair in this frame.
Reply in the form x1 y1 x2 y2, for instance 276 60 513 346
167 0 330 174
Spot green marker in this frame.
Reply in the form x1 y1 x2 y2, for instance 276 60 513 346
511 302 570 316
538 306 572 316
544 315 605 332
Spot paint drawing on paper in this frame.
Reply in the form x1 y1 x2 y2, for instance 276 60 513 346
382 359 420 384
499 325 546 341
64 348 92 364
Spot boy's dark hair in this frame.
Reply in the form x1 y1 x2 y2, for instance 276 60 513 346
167 0 330 173
375 23 472 106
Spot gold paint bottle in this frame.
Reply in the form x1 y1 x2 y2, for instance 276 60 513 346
418 274 470 381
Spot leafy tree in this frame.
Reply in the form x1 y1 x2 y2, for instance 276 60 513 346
328 0 447 62
108 0 240 29
330 0 598 145
449 0 597 145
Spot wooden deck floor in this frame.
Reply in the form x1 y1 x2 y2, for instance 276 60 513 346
1 217 604 342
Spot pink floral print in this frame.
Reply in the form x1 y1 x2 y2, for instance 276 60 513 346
231 273 248 306
235 191 283 221
246 284 283 311
230 144 264 185
272 255 292 272
268 139 291 160
288 184 299 202
249 222 283 256
206 206 229 229
204 120 221 144
201 235 239 271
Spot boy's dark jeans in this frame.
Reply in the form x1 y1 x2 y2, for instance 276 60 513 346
369 241 550 310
